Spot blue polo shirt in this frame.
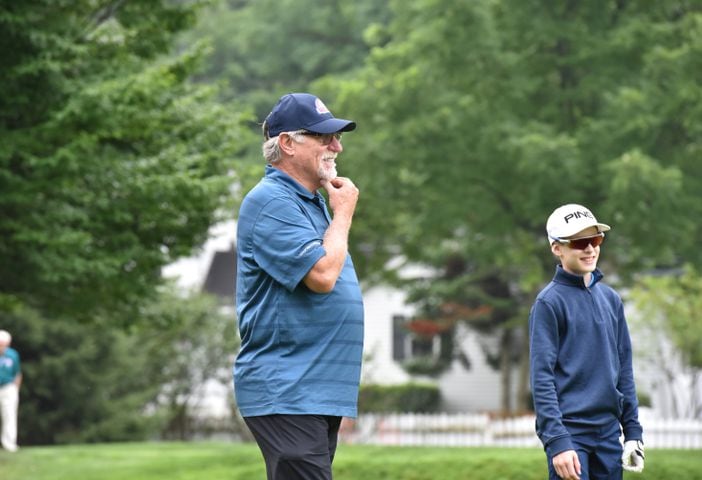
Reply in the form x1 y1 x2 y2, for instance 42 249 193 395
0 347 21 385
234 166 364 418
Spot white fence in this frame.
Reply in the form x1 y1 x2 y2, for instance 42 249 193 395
340 413 702 449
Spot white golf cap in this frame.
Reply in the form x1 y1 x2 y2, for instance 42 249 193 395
546 204 611 244
0 330 11 345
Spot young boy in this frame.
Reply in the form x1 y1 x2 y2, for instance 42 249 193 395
529 204 645 480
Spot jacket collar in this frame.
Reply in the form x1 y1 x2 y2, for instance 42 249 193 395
553 264 603 288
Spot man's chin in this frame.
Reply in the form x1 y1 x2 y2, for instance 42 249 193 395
320 169 338 182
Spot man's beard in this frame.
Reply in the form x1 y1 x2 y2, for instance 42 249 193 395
318 157 337 181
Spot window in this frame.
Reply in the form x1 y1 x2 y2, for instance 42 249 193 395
392 314 441 362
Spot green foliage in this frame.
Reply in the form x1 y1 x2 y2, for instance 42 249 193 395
626 265 702 418
1 289 238 445
401 357 452 377
0 0 251 320
359 382 441 413
638 390 653 408
326 0 702 410
2 303 161 444
2 443 702 480
335 0 702 280
179 0 393 195
183 0 391 113
136 287 240 441
630 266 702 370
0 0 251 447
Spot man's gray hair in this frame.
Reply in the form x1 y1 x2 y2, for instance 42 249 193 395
0 329 11 345
262 129 307 164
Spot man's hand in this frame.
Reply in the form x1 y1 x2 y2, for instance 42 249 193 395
622 440 645 473
322 177 359 218
304 177 359 293
552 450 581 480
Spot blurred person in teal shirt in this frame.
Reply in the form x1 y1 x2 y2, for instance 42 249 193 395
0 329 22 453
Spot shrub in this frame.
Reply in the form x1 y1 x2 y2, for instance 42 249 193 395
358 383 440 413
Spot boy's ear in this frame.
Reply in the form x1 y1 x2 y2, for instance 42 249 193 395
550 242 562 258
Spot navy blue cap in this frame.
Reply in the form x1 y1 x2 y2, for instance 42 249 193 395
264 93 356 138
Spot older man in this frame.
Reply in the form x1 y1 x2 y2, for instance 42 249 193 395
233 93 363 480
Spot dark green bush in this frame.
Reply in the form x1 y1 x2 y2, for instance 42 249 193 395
637 390 652 407
358 383 440 413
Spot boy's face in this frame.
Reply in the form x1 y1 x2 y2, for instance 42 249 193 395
551 226 602 277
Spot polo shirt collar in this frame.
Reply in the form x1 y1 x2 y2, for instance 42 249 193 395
265 165 323 202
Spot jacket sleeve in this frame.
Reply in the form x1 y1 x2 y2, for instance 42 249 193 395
615 300 644 442
529 299 573 456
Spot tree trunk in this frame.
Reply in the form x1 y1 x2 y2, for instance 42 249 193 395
500 328 513 413
518 323 532 411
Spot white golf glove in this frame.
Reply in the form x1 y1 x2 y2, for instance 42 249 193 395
622 440 645 473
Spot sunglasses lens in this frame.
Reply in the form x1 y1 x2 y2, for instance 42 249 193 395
324 133 342 145
301 131 342 145
570 239 589 249
568 234 604 249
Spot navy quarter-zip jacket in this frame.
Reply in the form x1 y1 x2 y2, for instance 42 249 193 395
529 265 643 457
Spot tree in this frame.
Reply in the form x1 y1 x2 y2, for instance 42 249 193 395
179 0 393 195
0 288 239 445
0 1 251 321
628 266 702 419
0 1 249 445
183 0 391 115
327 0 702 412
2 300 160 444
139 288 240 441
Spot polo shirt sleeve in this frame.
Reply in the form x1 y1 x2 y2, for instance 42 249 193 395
252 196 327 292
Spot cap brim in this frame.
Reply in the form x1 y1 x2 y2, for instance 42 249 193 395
559 222 611 238
305 118 356 134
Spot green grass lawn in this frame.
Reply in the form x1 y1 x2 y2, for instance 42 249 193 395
1 442 700 480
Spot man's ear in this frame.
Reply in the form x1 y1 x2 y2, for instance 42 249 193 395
550 242 562 258
278 133 297 155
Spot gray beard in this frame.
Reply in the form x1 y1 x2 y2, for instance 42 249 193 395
318 162 337 181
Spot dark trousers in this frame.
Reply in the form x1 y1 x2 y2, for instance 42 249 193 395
244 414 342 480
547 421 623 480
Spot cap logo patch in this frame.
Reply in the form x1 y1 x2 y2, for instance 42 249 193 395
563 210 593 223
315 98 330 114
